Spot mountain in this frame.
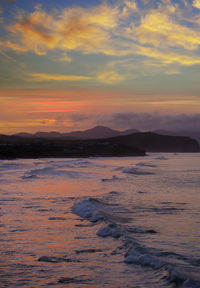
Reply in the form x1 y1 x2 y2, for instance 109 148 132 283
12 127 200 145
63 126 121 139
0 131 199 159
14 132 34 138
107 132 200 153
154 130 200 145
34 131 63 139
118 128 139 136
13 126 139 140
0 134 145 159
14 131 70 139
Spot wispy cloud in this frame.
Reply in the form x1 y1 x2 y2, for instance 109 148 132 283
55 53 72 63
27 73 93 82
192 0 200 9
126 9 200 51
135 45 200 66
97 70 125 84
101 112 200 131
2 1 200 68
0 0 200 88
5 3 119 56
27 72 125 85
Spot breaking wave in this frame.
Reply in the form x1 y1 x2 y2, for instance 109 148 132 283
24 167 96 179
122 167 155 175
72 196 200 288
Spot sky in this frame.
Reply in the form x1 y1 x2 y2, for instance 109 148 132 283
0 0 200 134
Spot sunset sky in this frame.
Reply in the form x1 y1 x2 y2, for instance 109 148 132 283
0 0 200 134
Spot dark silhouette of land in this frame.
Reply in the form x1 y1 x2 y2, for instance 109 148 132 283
106 132 199 153
0 136 145 159
154 129 200 145
13 126 139 140
13 126 200 144
0 126 199 159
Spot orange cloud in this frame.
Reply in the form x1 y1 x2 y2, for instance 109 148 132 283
97 70 125 84
28 109 79 113
1 0 200 75
193 0 200 9
5 40 28 52
8 9 59 55
127 10 200 50
27 72 126 85
6 4 119 56
56 53 72 63
136 45 200 66
27 73 93 82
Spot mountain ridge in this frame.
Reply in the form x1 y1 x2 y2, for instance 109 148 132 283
0 129 199 159
12 126 200 145
13 126 140 140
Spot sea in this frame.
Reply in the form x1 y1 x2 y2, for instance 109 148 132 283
0 153 200 288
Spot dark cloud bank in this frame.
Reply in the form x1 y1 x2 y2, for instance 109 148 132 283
69 113 200 132
109 113 200 132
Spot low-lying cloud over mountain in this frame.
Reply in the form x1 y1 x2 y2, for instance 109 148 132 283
67 112 200 133
108 113 200 131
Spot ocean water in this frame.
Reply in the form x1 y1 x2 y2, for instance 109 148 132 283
0 153 200 288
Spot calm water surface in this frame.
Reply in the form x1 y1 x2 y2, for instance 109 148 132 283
0 153 199 287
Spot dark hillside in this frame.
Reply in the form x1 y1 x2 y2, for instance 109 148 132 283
106 132 200 152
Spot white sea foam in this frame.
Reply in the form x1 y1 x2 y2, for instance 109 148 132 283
122 167 154 175
127 227 157 234
72 198 106 222
136 162 157 168
97 224 122 238
72 195 200 288
101 175 123 181
26 167 95 178
124 247 200 287
0 162 26 171
124 250 165 269
155 156 168 160
72 197 132 224
46 159 107 169
21 174 38 180
166 266 200 288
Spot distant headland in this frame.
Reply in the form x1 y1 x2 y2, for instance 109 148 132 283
0 126 199 159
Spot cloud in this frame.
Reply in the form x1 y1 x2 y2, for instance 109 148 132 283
164 69 180 75
193 0 200 9
135 45 200 66
7 9 60 55
56 53 72 63
124 1 137 10
97 70 125 84
27 72 126 84
27 73 93 82
26 72 126 84
126 10 200 51
121 0 138 17
4 40 29 52
108 112 200 131
63 111 200 133
5 3 120 56
1 0 200 73
182 0 189 7
69 113 92 122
